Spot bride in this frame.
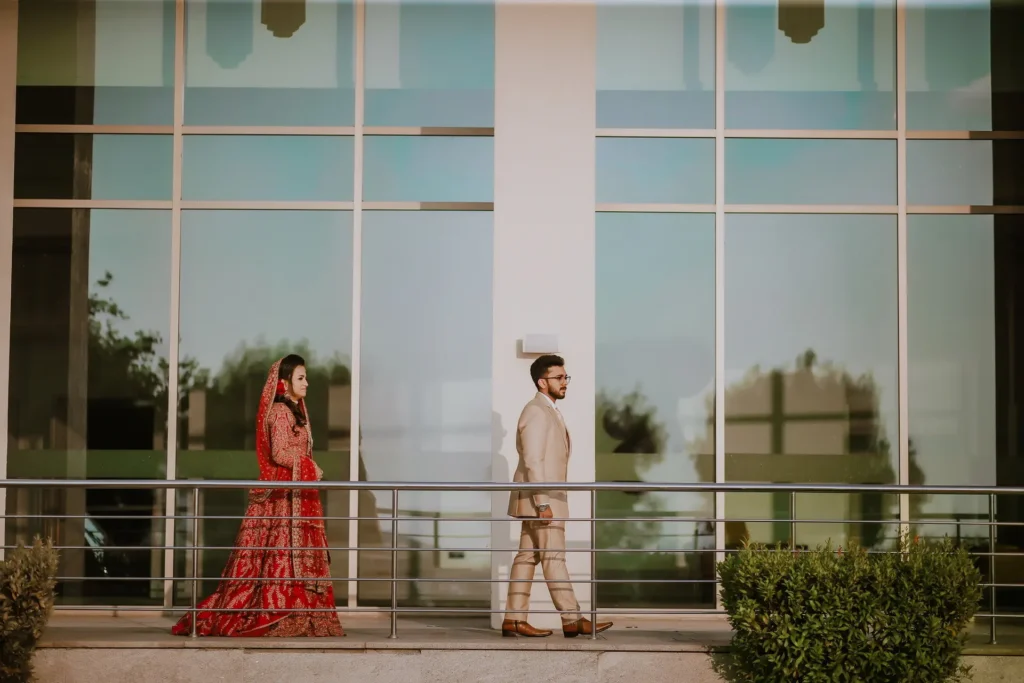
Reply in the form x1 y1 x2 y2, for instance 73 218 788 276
172 354 344 637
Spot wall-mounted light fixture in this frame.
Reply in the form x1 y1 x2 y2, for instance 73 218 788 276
521 334 560 356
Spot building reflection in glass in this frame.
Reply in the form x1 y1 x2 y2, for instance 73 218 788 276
778 0 825 44
261 0 306 38
206 0 254 69
6 208 171 605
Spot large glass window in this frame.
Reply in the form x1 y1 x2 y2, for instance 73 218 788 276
907 141 1024 207
5 209 171 605
597 0 715 129
182 135 354 202
14 134 173 201
906 1 991 131
724 214 899 551
175 210 353 602
9 0 1024 622
725 139 896 206
363 136 493 203
365 1 494 127
596 138 715 205
16 0 175 125
595 212 716 609
907 216 995 548
725 0 896 130
184 0 355 126
358 211 492 608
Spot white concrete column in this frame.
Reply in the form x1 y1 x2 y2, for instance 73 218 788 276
490 1 597 630
0 0 18 561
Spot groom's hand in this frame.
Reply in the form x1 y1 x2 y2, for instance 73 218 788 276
538 507 553 524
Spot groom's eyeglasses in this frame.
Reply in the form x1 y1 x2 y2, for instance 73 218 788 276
543 374 571 385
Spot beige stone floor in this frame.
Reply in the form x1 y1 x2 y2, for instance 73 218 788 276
38 613 1024 656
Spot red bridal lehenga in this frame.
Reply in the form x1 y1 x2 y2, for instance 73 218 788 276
172 359 344 637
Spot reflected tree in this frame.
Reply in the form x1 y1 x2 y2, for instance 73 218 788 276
87 272 354 453
596 389 667 548
596 389 699 605
179 341 351 451
686 349 924 550
88 272 206 434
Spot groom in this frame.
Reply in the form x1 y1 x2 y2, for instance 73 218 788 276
501 354 613 638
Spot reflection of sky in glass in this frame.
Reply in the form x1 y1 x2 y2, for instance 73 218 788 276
179 211 353 374
185 0 356 125
908 216 995 526
182 135 354 201
907 141 996 206
92 136 174 200
360 211 492 526
726 139 896 205
363 136 493 203
725 215 898 430
596 213 715 538
906 2 991 130
725 0 897 130
365 1 494 126
597 0 716 128
88 211 173 362
595 0 993 132
597 138 715 204
597 213 715 461
16 0 993 131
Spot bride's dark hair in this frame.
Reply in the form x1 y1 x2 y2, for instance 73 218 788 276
275 353 308 429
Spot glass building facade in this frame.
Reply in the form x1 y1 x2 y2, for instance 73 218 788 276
0 0 1022 622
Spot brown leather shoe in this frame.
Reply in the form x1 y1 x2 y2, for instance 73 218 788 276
501 619 553 638
562 617 613 638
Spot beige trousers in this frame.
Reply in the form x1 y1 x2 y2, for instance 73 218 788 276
504 520 580 624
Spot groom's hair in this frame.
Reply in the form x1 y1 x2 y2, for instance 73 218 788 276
530 355 565 389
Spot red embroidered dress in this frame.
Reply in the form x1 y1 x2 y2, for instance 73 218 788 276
172 359 344 637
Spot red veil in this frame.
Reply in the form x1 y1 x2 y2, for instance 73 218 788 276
172 358 343 637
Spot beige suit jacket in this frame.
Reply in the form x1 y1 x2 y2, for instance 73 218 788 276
507 392 572 519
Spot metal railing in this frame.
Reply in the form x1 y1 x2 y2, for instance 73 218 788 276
3 479 1023 644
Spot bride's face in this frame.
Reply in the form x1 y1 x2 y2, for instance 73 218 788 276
284 365 308 401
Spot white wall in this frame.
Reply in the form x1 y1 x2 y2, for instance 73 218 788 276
491 1 597 629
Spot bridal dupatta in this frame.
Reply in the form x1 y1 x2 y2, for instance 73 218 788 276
171 359 343 637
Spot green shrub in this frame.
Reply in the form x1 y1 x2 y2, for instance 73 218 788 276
718 536 982 683
0 539 59 683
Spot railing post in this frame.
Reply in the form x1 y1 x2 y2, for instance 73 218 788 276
590 488 598 640
389 488 399 639
190 486 200 638
789 490 797 549
989 493 997 645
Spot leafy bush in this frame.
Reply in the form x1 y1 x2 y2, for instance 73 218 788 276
718 536 982 683
0 539 59 683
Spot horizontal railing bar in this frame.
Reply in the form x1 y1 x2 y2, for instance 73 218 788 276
48 606 720 618
6 513 1014 527
39 606 1024 622
5 479 1024 495
53 579 1024 593
25 573 1022 594
5 513 1021 531
12 544 1024 558
51 577 1024 590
